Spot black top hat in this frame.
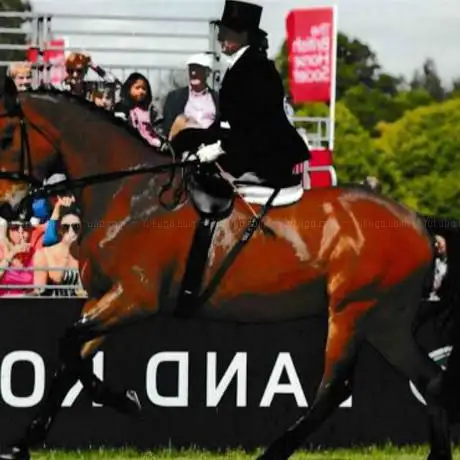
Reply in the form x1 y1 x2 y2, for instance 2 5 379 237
214 0 263 32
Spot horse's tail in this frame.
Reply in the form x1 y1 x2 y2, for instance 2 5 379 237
418 214 460 342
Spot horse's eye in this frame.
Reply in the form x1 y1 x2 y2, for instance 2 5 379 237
0 124 16 150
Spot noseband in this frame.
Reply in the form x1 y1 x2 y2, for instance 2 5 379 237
0 94 198 215
0 104 50 187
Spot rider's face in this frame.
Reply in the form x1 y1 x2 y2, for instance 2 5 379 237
218 26 247 56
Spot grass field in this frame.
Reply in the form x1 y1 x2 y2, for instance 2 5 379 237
26 446 460 459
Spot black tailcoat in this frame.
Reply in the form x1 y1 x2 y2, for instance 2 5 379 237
172 46 310 187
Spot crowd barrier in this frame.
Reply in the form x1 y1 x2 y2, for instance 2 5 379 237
0 267 85 298
0 298 458 450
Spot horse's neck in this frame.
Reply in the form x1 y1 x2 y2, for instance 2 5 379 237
39 98 164 223
60 118 157 178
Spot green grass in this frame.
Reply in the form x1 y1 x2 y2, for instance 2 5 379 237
26 446 460 459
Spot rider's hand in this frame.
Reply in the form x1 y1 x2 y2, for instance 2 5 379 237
196 141 225 163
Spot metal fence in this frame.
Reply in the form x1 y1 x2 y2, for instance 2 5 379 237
0 11 222 98
0 266 85 299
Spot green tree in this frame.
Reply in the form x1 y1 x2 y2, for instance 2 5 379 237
331 101 377 183
294 101 376 184
341 84 402 134
410 58 446 102
375 98 460 217
448 77 460 99
0 0 32 81
274 40 289 93
275 33 402 99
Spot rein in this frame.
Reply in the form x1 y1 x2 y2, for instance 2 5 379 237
0 103 197 209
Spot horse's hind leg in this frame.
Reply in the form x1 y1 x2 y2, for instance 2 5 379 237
257 299 368 460
365 288 451 460
0 285 143 460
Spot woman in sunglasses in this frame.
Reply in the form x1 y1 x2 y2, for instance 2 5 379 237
63 52 92 98
0 220 35 297
32 206 86 297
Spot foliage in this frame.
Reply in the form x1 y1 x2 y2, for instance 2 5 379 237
375 98 460 217
410 58 446 102
277 29 460 217
329 101 376 184
275 33 439 132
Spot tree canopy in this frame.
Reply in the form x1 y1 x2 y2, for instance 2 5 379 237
276 31 460 218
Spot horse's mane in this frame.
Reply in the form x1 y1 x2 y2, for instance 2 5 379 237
25 86 161 152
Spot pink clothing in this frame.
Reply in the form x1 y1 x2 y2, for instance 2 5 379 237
0 257 34 297
129 107 161 148
184 88 216 129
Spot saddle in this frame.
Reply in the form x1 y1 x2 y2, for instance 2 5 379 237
188 168 234 221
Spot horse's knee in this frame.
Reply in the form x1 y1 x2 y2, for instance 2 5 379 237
58 317 101 365
425 371 446 407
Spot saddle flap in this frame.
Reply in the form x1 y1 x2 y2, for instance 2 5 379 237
188 170 234 221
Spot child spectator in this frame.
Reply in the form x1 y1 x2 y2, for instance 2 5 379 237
113 72 161 147
33 205 86 297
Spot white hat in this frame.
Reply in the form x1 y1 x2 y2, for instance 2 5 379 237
43 173 67 186
186 53 213 69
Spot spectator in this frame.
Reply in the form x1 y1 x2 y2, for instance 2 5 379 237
429 235 448 301
41 173 75 247
113 72 162 147
7 62 32 92
0 220 36 297
91 88 112 110
163 53 218 139
63 52 92 98
32 205 86 297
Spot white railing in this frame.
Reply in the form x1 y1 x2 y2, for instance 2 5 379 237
0 11 221 92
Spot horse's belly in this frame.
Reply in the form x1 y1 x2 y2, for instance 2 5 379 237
199 280 327 323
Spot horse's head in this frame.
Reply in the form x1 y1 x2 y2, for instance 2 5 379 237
0 77 60 218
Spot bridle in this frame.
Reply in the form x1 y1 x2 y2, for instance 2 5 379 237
0 103 57 188
0 95 197 210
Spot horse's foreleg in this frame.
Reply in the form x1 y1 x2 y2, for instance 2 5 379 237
257 301 366 460
0 286 143 460
59 285 143 414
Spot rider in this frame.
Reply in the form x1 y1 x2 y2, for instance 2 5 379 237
173 0 309 190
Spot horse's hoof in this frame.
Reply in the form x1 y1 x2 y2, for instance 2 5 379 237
427 452 452 460
124 389 142 416
255 452 281 460
0 446 30 460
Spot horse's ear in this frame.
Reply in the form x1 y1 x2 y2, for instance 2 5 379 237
3 75 19 114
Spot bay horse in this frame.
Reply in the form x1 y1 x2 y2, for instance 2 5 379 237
0 78 453 460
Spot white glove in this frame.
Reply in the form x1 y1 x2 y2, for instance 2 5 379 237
196 141 225 163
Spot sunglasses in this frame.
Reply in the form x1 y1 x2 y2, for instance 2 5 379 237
67 67 86 76
9 223 31 231
60 223 81 233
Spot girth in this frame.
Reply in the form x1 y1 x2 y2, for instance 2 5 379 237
175 172 279 317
